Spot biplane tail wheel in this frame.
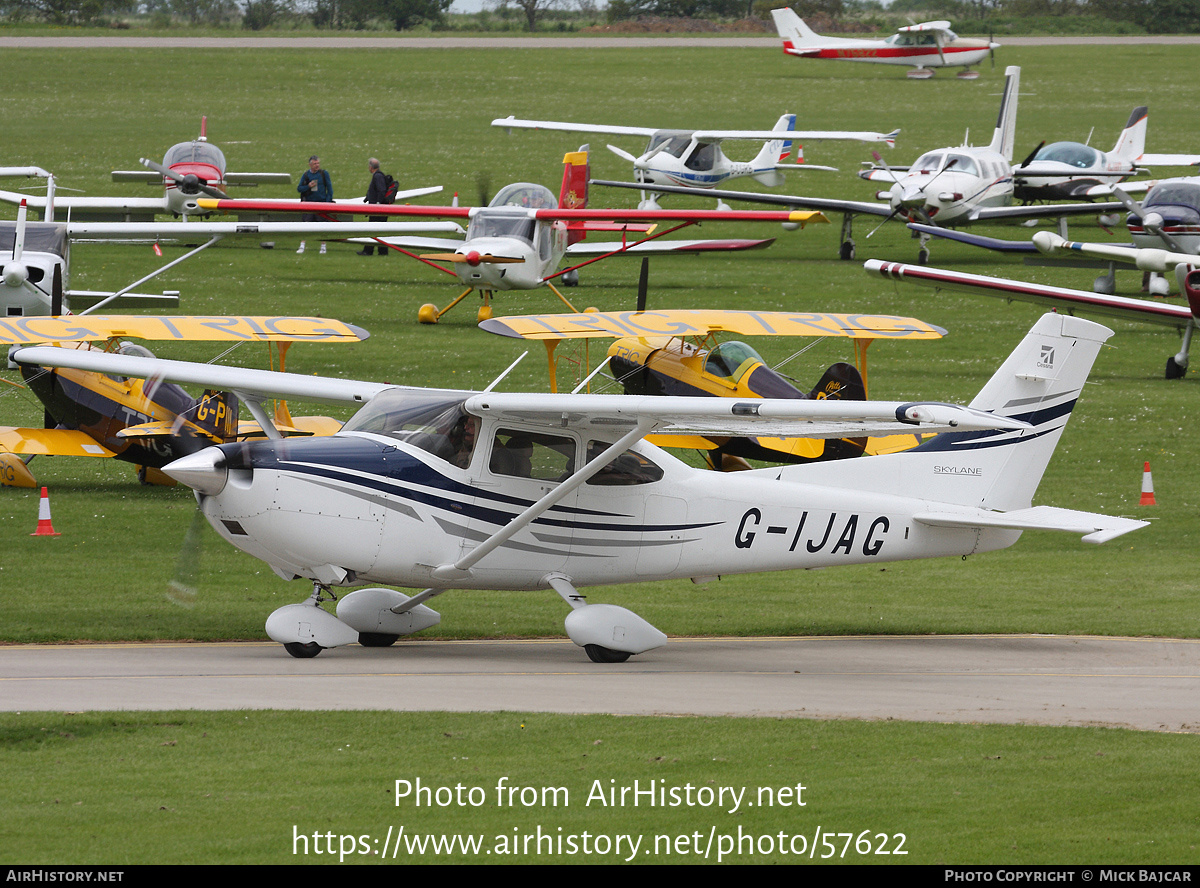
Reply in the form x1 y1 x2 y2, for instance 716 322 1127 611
584 644 632 664
284 642 323 659
418 304 440 324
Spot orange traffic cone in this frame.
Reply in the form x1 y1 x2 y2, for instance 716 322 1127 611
30 486 61 536
1139 461 1157 506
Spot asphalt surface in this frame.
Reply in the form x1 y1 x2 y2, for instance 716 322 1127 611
3 634 1198 732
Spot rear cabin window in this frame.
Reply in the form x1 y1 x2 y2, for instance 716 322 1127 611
585 442 664 486
489 429 576 481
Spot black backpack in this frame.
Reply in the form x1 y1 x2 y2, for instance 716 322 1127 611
382 174 399 204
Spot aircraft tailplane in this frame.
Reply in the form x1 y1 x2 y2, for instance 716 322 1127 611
1111 106 1148 161
752 113 796 187
987 66 1021 161
910 312 1110 512
771 7 822 46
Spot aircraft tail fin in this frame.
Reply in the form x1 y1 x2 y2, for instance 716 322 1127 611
771 7 822 49
1111 106 1148 161
807 361 865 402
189 389 240 443
910 312 1111 511
987 66 1021 161
560 145 590 246
752 113 796 187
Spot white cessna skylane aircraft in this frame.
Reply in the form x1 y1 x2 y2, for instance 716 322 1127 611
596 67 1125 263
12 313 1145 662
771 8 999 80
492 113 899 208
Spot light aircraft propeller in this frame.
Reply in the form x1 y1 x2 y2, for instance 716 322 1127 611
140 157 228 201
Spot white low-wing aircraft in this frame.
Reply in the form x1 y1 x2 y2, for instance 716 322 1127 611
772 8 999 79
199 148 824 323
866 254 1200 379
1013 106 1200 202
11 313 1146 661
492 113 899 208
596 67 1124 263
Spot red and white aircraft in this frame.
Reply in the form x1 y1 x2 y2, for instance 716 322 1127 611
772 8 999 80
198 148 827 323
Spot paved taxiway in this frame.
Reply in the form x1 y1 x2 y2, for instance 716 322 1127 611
2 634 1197 733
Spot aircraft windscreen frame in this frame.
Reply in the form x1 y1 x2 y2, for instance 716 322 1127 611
466 213 537 244
1034 142 1105 169
163 141 227 169
341 389 477 463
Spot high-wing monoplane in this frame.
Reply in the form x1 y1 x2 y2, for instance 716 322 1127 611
866 255 1200 379
11 313 1146 660
492 113 899 208
772 8 999 79
1 314 368 488
198 148 827 323
597 67 1124 263
0 118 441 221
481 309 946 468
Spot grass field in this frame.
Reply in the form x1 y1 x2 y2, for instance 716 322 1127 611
1 41 1198 865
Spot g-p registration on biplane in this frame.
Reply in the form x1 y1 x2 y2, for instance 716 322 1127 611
1 314 368 488
11 311 1146 662
480 309 946 469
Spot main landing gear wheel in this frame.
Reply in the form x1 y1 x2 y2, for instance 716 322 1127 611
839 241 855 261
918 247 930 265
358 632 400 648
1166 356 1187 380
284 642 323 659
418 304 440 324
477 304 493 322
584 644 631 664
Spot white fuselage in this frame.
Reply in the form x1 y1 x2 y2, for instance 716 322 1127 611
195 422 1017 594
454 209 568 290
884 147 1013 225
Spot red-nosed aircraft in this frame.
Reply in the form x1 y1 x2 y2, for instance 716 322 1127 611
198 149 827 324
772 8 999 80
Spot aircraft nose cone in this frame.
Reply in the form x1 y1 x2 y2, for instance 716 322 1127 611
3 263 28 287
465 250 482 267
164 447 229 496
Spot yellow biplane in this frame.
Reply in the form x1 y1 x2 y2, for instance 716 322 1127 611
1 314 368 488
481 309 946 469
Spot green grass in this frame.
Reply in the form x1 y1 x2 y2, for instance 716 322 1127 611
2 710 1198 864
2 43 1198 645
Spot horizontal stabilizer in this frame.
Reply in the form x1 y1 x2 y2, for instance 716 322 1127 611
915 505 1148 544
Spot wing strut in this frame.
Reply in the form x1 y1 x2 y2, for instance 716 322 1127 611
432 419 655 580
81 235 224 316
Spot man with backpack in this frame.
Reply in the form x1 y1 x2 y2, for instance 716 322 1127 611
358 157 396 256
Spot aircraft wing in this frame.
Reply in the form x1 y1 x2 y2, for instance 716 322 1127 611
10 346 396 407
481 309 946 342
346 235 465 251
864 259 1195 330
198 197 472 219
1139 154 1200 167
590 179 895 219
464 391 1029 439
691 127 898 146
0 189 168 213
906 223 1038 253
66 220 465 240
565 238 775 255
0 426 115 457
492 117 658 138
223 172 294 185
0 316 370 346
968 201 1125 223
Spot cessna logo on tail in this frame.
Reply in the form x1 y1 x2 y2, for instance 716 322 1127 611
1039 344 1055 369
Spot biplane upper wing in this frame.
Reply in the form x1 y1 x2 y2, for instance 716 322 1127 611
480 310 946 342
0 316 370 346
864 259 1195 330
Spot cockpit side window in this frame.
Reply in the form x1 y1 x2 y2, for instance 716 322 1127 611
585 442 664 486
684 142 716 172
489 429 576 481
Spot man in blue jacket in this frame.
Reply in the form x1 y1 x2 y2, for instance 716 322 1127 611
297 155 333 255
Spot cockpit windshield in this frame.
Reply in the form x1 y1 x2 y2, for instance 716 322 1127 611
489 183 557 210
704 341 765 383
163 141 226 171
466 212 536 244
342 389 478 466
946 154 978 176
1144 182 1200 214
1033 142 1103 169
911 152 944 174
647 134 692 160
